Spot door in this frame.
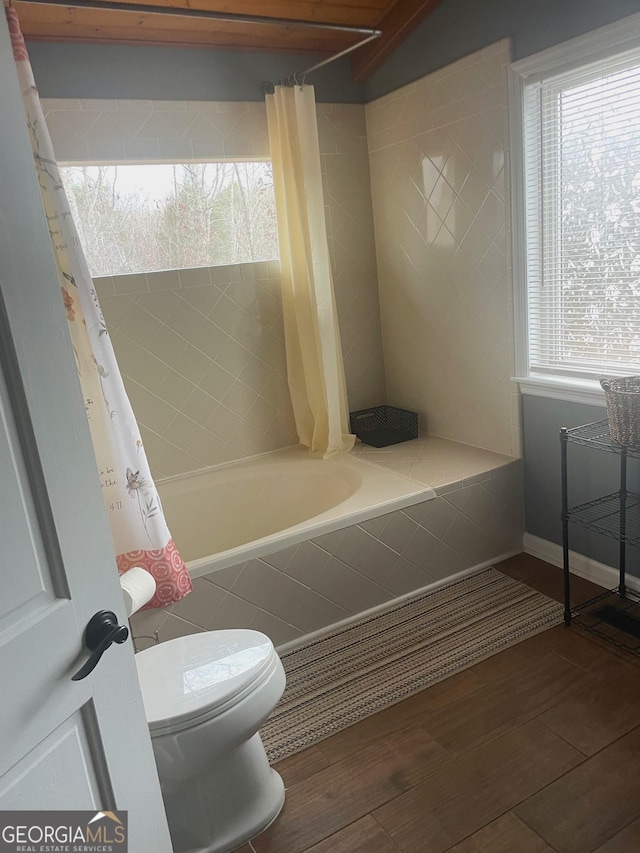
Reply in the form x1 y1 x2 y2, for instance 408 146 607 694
0 12 172 851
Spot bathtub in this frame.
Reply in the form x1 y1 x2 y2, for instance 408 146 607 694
132 443 522 649
158 446 435 579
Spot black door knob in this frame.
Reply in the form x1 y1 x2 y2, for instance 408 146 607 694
72 610 129 681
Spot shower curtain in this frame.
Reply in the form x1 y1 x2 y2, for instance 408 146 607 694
265 85 355 458
7 8 192 609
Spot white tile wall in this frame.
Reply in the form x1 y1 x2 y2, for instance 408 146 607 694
317 104 387 410
42 98 387 478
366 41 520 457
129 459 524 649
96 262 298 479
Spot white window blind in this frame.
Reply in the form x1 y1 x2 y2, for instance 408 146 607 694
523 46 640 379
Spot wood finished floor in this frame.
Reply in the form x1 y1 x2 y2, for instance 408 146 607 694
234 554 640 853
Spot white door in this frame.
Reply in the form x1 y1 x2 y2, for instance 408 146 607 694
0 12 172 851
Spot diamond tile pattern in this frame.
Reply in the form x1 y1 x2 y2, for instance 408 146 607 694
98 262 299 479
129 459 524 649
43 98 386 478
365 41 520 458
318 105 387 412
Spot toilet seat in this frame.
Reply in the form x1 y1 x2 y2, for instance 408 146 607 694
135 629 279 735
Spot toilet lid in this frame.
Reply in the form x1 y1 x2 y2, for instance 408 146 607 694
135 629 276 732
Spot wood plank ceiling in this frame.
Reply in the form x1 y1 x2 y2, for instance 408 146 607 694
12 0 444 80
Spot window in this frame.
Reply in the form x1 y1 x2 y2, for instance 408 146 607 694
515 23 640 390
60 161 278 277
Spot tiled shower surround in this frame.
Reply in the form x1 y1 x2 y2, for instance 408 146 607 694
95 261 298 479
42 98 386 479
130 460 523 649
44 48 527 649
366 40 519 457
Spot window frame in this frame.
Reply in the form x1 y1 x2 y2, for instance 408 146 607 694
510 11 640 406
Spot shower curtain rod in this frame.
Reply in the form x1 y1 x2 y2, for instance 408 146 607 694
287 30 380 80
15 0 382 86
13 0 381 37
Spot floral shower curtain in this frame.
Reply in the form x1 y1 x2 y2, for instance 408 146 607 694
7 8 192 609
265 85 355 458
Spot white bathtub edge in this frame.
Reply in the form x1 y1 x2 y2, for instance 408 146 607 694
156 443 301 486
186 484 437 580
274 548 524 654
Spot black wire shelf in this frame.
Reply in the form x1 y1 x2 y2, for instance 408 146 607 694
566 491 640 547
572 588 640 659
564 419 640 460
562 419 640 641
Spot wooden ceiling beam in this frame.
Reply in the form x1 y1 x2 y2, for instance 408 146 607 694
14 0 442 67
350 0 445 82
14 1 366 51
14 0 387 45
15 15 355 52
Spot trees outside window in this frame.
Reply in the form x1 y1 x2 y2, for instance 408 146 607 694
523 51 640 378
61 161 278 277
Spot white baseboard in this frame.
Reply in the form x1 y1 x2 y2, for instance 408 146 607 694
523 532 640 594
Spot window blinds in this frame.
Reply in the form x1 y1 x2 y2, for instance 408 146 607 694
523 46 640 378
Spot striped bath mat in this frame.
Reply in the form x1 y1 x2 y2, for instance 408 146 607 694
261 567 563 762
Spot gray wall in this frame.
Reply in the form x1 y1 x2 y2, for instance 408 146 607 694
27 0 640 104
523 395 640 574
26 42 365 103
365 0 640 100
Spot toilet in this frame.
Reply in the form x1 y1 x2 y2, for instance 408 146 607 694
135 629 286 853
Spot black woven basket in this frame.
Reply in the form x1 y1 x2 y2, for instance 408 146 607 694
349 405 418 448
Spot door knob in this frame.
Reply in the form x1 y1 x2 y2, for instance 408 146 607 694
72 610 129 681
